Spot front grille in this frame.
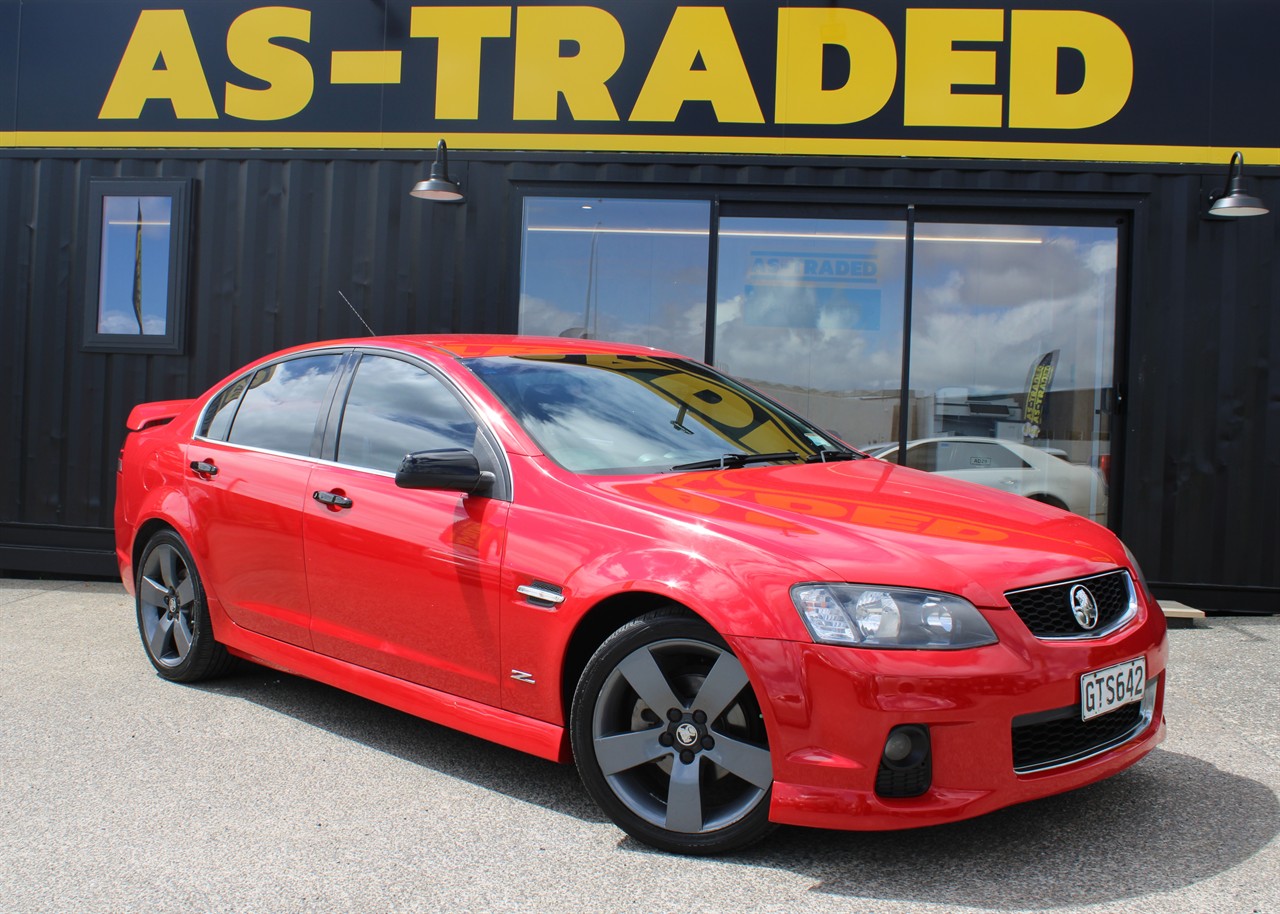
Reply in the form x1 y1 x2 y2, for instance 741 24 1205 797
1005 570 1135 639
1011 684 1155 773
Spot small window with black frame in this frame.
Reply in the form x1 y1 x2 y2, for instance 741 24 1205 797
82 178 192 354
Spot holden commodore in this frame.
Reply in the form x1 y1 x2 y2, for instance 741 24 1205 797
114 335 1167 855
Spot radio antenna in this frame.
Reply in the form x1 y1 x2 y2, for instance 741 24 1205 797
338 290 377 336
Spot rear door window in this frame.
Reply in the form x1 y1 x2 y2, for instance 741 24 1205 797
225 354 344 456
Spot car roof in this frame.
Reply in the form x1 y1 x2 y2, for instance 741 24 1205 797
367 334 678 360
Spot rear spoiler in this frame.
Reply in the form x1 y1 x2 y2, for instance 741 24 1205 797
126 399 194 432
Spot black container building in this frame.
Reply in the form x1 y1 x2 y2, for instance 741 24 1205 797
1 1 1277 612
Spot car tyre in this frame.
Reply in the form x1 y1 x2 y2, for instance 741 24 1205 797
571 607 775 855
135 530 235 682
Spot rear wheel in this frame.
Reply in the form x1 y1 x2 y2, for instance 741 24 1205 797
571 608 775 855
136 531 234 682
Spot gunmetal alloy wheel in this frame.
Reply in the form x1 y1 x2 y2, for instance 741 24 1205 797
136 531 234 682
571 609 775 855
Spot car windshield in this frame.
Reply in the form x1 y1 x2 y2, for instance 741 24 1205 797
464 353 855 474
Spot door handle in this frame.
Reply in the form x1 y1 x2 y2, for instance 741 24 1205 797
190 460 218 477
313 490 353 509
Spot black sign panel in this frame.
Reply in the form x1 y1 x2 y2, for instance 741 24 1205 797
2 0 1277 164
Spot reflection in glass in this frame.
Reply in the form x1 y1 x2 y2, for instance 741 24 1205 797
337 356 477 472
519 198 710 358
226 355 344 456
867 437 1107 523
97 195 172 335
199 376 251 441
466 354 845 474
904 223 1117 522
713 217 907 448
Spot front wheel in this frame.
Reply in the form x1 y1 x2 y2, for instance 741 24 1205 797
570 608 775 855
135 530 235 682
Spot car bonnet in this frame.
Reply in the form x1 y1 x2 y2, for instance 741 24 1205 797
596 458 1125 609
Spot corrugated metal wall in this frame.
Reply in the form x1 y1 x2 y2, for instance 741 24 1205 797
0 154 519 572
1 152 1276 608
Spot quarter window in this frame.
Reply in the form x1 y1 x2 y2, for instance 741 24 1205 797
225 354 343 456
336 355 477 473
198 376 251 440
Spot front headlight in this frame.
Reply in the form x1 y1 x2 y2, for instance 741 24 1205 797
791 584 998 649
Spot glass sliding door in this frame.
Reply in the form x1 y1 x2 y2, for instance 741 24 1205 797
894 221 1118 523
713 215 907 449
517 198 1121 526
519 197 710 358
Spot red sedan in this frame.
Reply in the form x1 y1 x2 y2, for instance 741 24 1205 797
115 335 1167 855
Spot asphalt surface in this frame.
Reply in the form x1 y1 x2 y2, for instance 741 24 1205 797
1 578 1277 914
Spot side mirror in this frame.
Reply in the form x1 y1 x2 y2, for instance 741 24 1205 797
395 448 495 494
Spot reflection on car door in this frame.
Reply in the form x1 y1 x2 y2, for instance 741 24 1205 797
187 352 345 648
302 353 509 705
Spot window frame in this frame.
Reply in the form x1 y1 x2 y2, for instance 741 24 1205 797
81 177 193 355
195 349 352 458
223 352 348 458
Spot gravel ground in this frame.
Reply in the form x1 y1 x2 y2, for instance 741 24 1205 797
1 578 1276 914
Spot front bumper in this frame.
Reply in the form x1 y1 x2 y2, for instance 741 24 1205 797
729 602 1168 831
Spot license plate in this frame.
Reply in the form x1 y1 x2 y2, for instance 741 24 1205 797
1080 657 1146 721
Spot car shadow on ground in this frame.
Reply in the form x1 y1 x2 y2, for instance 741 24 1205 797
191 662 608 823
194 665 1276 910
706 749 1277 909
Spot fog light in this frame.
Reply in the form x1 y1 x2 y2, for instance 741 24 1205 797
883 730 915 764
880 724 930 770
876 725 932 798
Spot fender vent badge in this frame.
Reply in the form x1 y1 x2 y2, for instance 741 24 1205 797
516 582 565 607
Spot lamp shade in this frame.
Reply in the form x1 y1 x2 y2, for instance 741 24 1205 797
410 140 464 202
1208 152 1269 217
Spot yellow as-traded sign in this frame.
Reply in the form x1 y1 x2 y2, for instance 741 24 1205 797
3 2 1277 165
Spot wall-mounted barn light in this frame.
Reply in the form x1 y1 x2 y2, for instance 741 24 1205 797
410 140 464 203
1207 151 1268 217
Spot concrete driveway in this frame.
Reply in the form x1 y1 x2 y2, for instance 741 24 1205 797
1 579 1277 914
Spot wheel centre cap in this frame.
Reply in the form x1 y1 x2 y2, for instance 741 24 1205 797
674 722 700 748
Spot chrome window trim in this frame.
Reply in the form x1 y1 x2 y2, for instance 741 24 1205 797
192 346 351 448
186 438 325 466
191 344 516 501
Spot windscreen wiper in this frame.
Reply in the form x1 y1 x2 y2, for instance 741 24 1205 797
670 451 801 472
805 447 863 463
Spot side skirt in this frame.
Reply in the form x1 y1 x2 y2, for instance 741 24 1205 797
219 622 572 764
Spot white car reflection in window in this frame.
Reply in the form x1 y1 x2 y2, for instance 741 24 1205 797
867 437 1108 523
